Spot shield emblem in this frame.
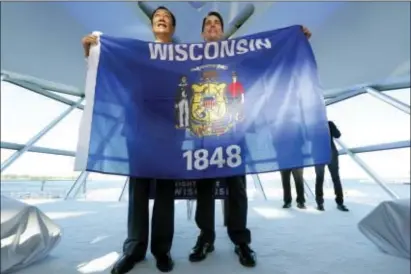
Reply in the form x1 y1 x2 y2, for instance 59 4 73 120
202 96 216 109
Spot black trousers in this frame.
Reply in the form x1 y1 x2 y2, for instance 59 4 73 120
195 176 251 245
315 153 344 205
122 177 175 258
280 168 305 204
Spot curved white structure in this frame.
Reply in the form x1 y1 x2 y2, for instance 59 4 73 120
358 198 411 259
1 196 62 273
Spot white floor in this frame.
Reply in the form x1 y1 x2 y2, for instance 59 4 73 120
11 183 411 274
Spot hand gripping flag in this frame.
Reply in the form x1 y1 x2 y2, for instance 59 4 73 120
75 26 331 180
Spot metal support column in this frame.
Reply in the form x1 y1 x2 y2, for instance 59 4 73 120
251 174 267 200
365 87 410 115
303 179 315 197
64 171 89 200
118 178 129 202
1 98 84 172
335 139 399 200
72 172 90 199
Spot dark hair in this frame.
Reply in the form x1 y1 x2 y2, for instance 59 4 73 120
151 6 176 27
202 11 224 32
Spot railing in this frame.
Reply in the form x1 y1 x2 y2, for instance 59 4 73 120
1 179 89 199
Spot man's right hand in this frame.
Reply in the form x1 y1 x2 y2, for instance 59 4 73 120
81 34 98 57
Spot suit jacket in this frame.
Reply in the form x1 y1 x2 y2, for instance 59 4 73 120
328 121 341 155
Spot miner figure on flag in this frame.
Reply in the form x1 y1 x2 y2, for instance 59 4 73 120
227 71 245 122
175 75 190 128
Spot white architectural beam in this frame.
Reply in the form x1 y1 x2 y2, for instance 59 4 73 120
1 141 75 157
3 78 84 110
1 98 84 172
1 70 83 97
365 87 410 115
335 139 399 200
338 140 410 156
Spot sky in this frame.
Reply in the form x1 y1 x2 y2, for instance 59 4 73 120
1 81 410 182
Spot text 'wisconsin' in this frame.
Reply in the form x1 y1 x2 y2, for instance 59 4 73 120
148 38 272 61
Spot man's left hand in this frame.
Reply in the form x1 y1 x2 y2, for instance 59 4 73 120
301 26 312 39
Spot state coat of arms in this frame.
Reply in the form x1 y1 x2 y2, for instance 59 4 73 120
175 65 245 138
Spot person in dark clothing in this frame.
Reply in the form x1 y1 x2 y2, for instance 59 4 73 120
119 177 175 273
188 12 255 268
189 12 313 267
82 6 178 274
191 176 253 266
280 168 306 209
315 121 349 212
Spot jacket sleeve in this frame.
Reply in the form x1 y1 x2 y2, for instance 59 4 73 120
329 121 341 138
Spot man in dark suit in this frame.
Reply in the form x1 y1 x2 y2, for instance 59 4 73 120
315 121 349 212
188 11 255 268
82 6 178 274
189 11 313 268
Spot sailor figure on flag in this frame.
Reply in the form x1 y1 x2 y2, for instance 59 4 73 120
227 71 245 121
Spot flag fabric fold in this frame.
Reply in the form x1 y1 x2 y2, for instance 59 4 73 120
75 25 331 180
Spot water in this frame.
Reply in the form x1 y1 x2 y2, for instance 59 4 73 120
0 180 125 199
1 177 409 200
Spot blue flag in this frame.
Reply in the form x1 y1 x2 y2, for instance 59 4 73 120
75 25 331 179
